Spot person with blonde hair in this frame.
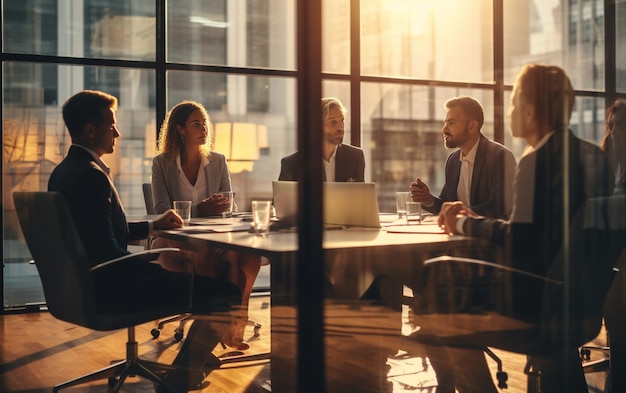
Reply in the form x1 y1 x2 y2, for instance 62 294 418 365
151 100 262 351
278 97 365 182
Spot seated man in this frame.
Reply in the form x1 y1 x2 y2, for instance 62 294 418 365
279 97 365 182
410 96 516 219
48 90 241 392
430 65 611 393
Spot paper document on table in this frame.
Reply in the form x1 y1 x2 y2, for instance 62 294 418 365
384 224 445 234
180 222 252 233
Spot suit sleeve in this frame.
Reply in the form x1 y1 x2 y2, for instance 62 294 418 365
72 169 132 263
278 156 296 181
470 147 517 219
151 155 173 214
356 148 365 182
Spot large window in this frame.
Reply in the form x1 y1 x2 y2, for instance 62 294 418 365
2 2 625 391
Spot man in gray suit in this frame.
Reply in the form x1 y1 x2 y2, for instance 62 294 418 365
410 96 516 219
278 97 365 182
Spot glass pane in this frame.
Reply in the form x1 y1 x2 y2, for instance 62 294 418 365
617 0 626 92
322 0 351 74
361 82 495 213
167 0 296 70
166 71 296 210
2 1 156 61
504 0 605 91
3 62 155 307
360 0 494 82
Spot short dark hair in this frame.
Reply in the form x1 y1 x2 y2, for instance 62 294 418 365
515 64 574 131
62 90 118 139
444 96 484 130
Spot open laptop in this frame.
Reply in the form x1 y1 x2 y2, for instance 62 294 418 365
272 181 381 228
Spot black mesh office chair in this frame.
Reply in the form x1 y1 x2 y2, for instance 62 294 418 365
405 195 625 393
12 191 203 392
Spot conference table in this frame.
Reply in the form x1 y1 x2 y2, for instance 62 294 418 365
153 214 494 392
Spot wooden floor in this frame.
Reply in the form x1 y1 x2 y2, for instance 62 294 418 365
0 295 611 393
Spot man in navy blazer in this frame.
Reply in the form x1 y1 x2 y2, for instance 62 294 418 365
278 97 365 182
48 90 240 391
410 96 516 219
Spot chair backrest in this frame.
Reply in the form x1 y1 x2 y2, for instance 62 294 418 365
142 183 156 214
542 194 626 348
13 192 96 326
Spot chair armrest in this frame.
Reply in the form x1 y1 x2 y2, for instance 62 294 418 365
423 255 563 285
89 247 181 271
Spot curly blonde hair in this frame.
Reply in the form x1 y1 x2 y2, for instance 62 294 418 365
157 100 212 158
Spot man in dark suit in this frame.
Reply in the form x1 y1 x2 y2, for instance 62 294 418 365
410 96 516 219
278 97 365 182
48 90 241 392
432 65 611 392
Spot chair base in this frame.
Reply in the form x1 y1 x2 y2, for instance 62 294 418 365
53 358 180 393
54 325 189 393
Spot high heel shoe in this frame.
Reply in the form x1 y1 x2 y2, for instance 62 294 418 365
220 337 250 351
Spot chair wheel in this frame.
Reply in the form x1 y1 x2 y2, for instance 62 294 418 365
151 328 161 338
496 371 508 389
580 348 591 360
174 331 184 342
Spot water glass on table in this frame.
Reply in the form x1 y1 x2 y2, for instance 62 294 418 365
251 200 272 236
396 191 410 219
220 191 234 218
405 201 422 225
173 200 192 226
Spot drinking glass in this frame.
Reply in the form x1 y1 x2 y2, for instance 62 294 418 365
173 200 192 226
396 191 410 219
220 191 234 218
405 201 422 225
251 200 272 236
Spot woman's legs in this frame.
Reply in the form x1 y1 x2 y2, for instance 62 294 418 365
153 236 263 350
220 251 262 349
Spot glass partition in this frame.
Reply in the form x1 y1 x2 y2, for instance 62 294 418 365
3 1 157 61
359 0 494 83
167 0 296 70
504 0 606 91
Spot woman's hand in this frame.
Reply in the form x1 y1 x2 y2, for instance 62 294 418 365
197 193 231 216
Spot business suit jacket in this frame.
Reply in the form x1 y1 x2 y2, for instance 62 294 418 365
427 134 517 219
278 143 365 182
463 129 611 322
48 145 148 265
48 145 241 314
151 151 232 214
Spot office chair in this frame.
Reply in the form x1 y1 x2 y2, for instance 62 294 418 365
405 195 625 393
579 194 626 390
143 182 193 341
12 191 203 392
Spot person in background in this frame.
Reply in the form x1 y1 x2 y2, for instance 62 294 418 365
410 96 516 219
602 98 626 195
151 100 261 351
431 65 610 392
49 90 241 392
278 97 365 182
600 98 626 393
